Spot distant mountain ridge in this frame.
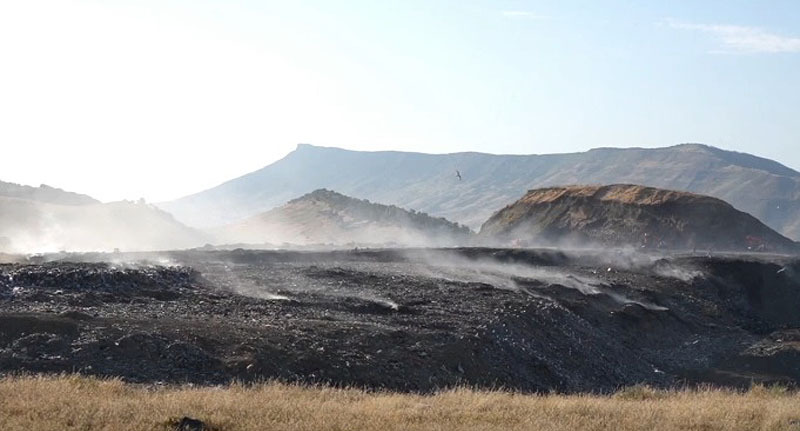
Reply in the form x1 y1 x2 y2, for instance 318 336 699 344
0 181 99 205
212 189 472 246
159 143 800 240
478 184 798 252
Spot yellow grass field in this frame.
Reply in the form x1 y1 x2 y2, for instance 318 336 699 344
2 376 800 431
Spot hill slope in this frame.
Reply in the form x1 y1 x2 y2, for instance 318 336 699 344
158 143 800 240
478 184 798 252
0 197 205 253
212 189 472 246
0 181 99 205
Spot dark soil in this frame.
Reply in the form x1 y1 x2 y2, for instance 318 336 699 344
1 248 799 393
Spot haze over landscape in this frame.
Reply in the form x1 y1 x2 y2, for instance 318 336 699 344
1 0 799 202
2 2 800 430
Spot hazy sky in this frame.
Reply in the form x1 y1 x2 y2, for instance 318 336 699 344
1 0 798 202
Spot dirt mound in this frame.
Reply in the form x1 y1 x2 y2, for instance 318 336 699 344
515 185 719 206
479 184 798 252
213 189 472 247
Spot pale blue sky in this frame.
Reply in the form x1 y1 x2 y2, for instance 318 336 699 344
0 0 798 201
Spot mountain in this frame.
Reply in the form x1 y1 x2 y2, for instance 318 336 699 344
0 197 206 253
159 143 800 240
0 181 99 205
478 184 798 252
212 189 472 246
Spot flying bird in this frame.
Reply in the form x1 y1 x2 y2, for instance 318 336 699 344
456 170 462 181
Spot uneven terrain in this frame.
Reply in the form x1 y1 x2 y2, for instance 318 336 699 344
2 248 800 393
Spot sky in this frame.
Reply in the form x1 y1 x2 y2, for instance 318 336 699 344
1 0 798 202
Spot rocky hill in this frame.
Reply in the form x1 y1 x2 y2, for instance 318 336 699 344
212 189 472 247
0 197 206 253
478 184 798 252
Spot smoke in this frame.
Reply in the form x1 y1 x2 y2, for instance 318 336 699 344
181 254 407 312
505 246 707 283
652 261 704 282
603 291 669 311
403 249 670 311
201 260 295 301
0 198 207 254
210 221 470 250
325 289 401 311
205 190 475 250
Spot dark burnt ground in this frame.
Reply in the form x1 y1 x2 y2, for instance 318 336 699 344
1 248 800 393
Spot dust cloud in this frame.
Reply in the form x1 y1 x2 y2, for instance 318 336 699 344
0 198 205 254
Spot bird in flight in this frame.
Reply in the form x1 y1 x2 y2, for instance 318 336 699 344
456 170 462 181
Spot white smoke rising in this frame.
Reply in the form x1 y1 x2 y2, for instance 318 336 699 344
0 198 206 253
193 260 295 301
404 249 671 311
653 263 704 282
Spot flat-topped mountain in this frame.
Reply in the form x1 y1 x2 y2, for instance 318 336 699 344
478 184 798 252
158 144 800 240
212 189 472 247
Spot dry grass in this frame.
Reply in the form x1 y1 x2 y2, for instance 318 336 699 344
518 184 712 206
2 376 800 431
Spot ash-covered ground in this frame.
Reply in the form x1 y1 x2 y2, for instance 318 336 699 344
1 248 800 393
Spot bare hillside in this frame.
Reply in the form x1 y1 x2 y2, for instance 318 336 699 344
213 189 471 246
479 184 798 252
0 181 98 206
